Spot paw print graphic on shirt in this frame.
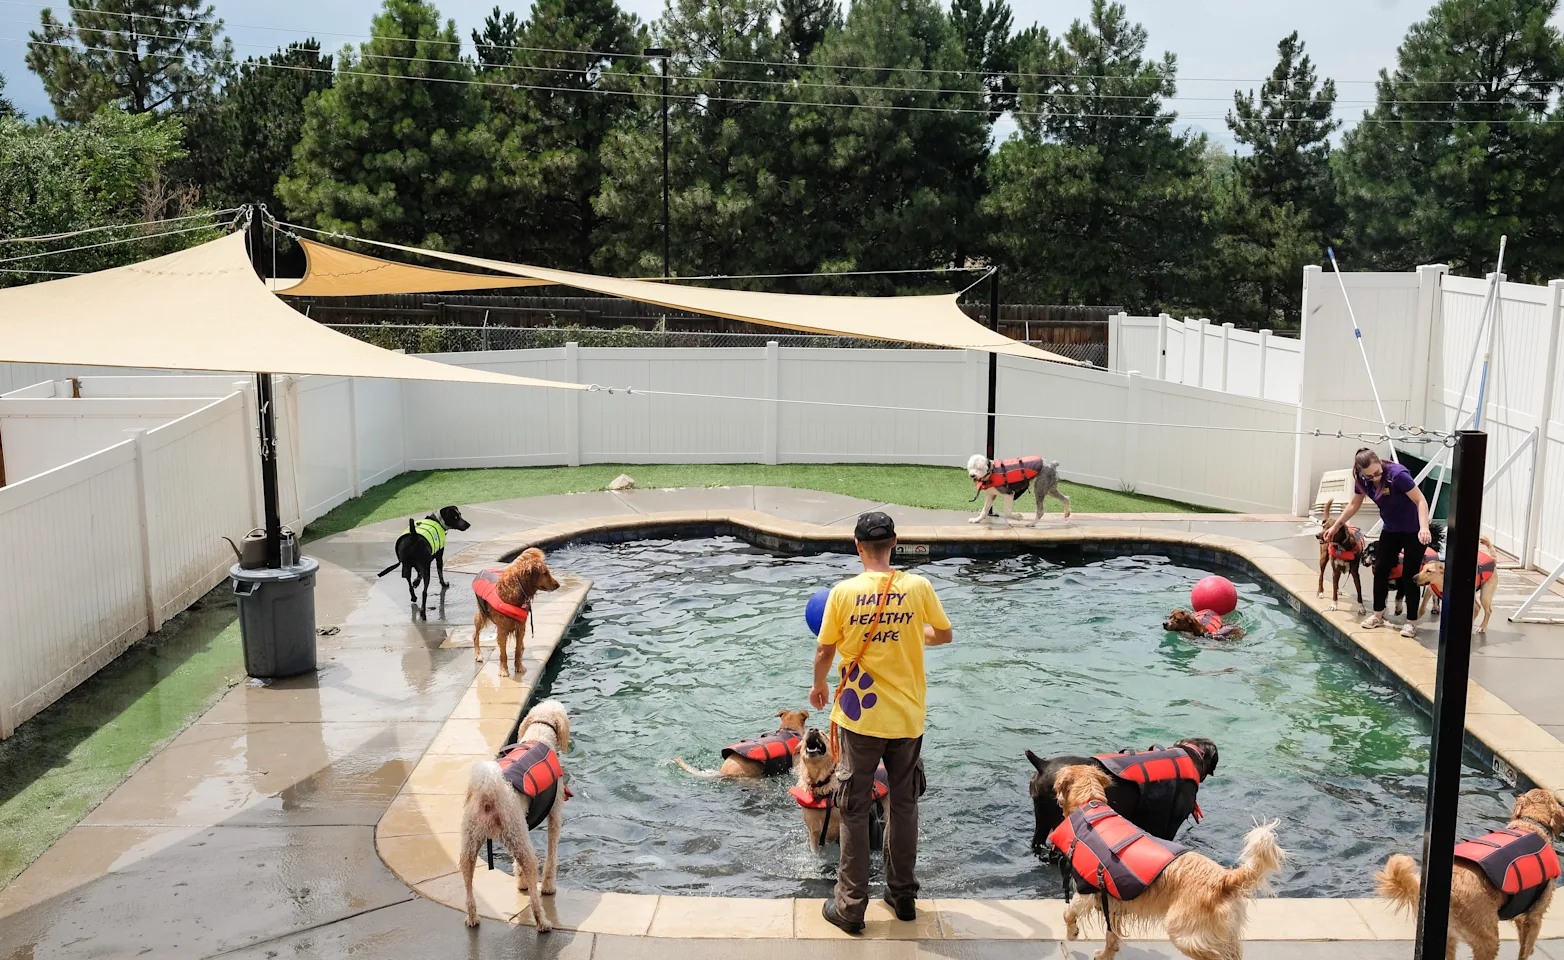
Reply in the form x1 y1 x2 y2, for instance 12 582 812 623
838 664 878 721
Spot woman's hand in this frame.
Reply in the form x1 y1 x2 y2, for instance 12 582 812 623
1419 527 1432 546
1319 523 1339 543
809 683 829 711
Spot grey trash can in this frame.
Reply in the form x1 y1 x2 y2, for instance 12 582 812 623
231 557 320 678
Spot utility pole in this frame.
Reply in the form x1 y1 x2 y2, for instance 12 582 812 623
986 268 999 459
644 46 672 278
245 206 284 568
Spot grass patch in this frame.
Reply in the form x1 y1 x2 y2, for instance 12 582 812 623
0 589 243 887
304 463 1217 541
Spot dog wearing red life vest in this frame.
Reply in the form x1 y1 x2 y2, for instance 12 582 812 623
967 453 1071 525
1364 523 1444 618
792 728 888 848
1027 739 1220 853
673 709 810 778
472 547 560 677
1377 788 1564 960
1315 499 1367 613
1053 764 1284 960
461 699 571 932
1414 535 1500 635
1163 609 1244 640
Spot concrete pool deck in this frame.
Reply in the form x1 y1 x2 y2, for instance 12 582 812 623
5 484 1564 959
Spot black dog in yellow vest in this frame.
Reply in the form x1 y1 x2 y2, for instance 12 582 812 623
377 505 470 619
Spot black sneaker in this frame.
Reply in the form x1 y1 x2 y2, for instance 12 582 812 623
821 899 865 935
883 893 917 921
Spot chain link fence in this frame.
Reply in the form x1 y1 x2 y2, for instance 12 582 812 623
325 323 1107 366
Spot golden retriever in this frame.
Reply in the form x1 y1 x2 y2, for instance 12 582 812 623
1415 535 1500 634
460 699 571 932
472 547 560 677
792 728 888 848
674 709 810 778
1377 788 1564 960
1054 764 1284 960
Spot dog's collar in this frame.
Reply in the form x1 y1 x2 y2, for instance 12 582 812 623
1176 740 1206 767
522 715 566 748
424 515 447 530
1516 815 1558 841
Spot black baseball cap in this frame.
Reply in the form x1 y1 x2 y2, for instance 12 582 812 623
854 511 896 542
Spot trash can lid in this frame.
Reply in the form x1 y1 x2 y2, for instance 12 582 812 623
230 556 320 582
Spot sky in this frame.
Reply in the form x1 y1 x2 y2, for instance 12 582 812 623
1 0 1559 146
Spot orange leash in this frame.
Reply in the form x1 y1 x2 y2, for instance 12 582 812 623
828 570 897 764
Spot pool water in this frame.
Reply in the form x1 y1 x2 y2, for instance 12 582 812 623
521 537 1511 899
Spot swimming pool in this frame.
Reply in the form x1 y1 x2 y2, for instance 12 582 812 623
519 536 1511 899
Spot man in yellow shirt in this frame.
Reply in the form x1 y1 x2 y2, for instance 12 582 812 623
809 512 953 934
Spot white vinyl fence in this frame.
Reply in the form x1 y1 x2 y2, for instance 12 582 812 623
0 392 256 738
1108 313 1303 404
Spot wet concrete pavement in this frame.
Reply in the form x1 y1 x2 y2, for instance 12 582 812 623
3 485 1563 959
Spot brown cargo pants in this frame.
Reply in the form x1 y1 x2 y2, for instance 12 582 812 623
832 727 925 923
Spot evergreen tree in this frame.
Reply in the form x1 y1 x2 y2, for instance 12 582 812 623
0 74 15 117
779 0 837 63
483 0 645 269
949 0 1016 115
1335 0 1564 280
473 6 523 72
183 42 333 211
278 0 503 252
27 0 234 121
983 0 1211 310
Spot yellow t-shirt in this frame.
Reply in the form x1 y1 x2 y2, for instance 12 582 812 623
818 569 950 739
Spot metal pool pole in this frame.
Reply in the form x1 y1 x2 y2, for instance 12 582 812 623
1414 429 1487 959
986 267 999 459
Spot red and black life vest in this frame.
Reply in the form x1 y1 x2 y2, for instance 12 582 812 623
473 569 532 623
1328 527 1364 563
789 763 890 810
1429 551 1497 600
978 456 1044 493
1095 745 1206 834
496 740 570 830
722 729 802 776
1192 609 1227 637
1096 747 1203 789
1454 828 1561 921
1389 547 1441 581
1048 800 1188 902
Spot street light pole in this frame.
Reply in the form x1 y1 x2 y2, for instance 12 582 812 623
644 46 672 278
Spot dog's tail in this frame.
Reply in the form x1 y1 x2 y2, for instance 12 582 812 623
464 759 510 838
1480 535 1495 553
376 561 399 578
1321 498 1336 527
1375 854 1421 913
1216 819 1286 899
1025 749 1049 772
674 757 723 778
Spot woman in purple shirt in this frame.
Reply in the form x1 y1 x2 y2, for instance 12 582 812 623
1322 448 1433 636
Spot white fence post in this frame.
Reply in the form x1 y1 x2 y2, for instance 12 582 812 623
127 427 160 633
1109 312 1124 372
1257 330 1272 400
565 341 582 467
1220 322 1234 391
233 379 260 529
1124 371 1142 491
347 377 362 498
763 341 780 465
1197 318 1210 388
1156 314 1169 380
1525 280 1564 568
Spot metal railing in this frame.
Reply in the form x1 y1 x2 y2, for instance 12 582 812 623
324 323 1107 365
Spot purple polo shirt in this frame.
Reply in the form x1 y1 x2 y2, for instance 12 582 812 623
1355 461 1419 533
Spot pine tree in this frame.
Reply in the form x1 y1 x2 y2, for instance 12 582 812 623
949 0 1016 115
26 0 234 121
183 42 333 211
1335 0 1564 280
0 74 15 117
473 6 523 72
278 0 502 252
779 0 837 63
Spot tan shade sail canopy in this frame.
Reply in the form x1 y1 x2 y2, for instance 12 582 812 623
0 232 585 389
279 237 550 297
293 238 1078 364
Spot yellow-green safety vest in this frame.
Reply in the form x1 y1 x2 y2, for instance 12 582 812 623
414 518 445 553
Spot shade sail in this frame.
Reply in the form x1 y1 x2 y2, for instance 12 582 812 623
0 233 584 389
280 238 550 297
294 239 1078 364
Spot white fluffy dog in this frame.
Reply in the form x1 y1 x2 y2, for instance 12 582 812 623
967 453 1070 524
460 699 570 932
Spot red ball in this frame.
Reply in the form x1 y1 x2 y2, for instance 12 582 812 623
1191 576 1238 616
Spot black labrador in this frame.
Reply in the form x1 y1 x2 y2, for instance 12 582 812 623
1026 737 1220 853
376 505 470 619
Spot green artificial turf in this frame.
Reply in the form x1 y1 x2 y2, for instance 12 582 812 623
304 463 1216 541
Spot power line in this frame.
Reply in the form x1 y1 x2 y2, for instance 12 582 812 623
3 0 1555 91
0 221 228 265
11 35 1564 125
0 208 240 245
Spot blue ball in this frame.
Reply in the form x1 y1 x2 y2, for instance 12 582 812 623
805 588 830 636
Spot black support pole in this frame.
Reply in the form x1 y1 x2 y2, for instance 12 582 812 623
661 63 669 279
985 268 999 459
1414 429 1488 959
246 208 284 569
